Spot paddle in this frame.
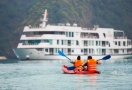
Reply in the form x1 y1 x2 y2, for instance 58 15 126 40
98 55 111 60
58 50 72 62
67 55 111 70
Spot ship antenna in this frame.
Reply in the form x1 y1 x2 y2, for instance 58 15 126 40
40 9 48 28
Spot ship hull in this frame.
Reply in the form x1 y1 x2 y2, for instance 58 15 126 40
13 48 132 60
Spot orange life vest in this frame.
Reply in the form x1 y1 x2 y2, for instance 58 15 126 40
74 59 83 71
87 59 97 72
74 59 83 66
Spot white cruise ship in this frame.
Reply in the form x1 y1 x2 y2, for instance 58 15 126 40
13 9 132 60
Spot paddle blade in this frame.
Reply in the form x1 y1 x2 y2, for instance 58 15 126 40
67 66 76 70
100 55 111 60
58 50 66 57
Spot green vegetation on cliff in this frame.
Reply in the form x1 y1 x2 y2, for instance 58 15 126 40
0 0 132 58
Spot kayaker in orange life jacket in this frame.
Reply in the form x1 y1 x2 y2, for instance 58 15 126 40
71 56 83 71
83 56 101 72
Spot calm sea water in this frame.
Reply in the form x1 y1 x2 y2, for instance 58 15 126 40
0 58 132 90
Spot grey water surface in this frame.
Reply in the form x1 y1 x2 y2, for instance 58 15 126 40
0 58 132 90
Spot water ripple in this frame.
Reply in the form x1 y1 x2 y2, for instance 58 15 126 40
0 59 132 90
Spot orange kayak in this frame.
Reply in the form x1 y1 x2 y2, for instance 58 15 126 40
62 65 100 74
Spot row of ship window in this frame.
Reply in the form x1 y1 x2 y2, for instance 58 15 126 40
22 40 131 46
114 41 131 46
36 48 110 55
24 40 108 46
26 31 100 38
25 31 130 41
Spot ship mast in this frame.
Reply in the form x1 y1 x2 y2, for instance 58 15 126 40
40 9 48 28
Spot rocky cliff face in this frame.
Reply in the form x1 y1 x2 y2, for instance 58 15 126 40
0 0 132 58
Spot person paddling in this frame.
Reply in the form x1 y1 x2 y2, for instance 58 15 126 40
71 56 83 71
83 56 101 72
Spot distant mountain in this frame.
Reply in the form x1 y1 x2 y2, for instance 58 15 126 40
0 0 132 58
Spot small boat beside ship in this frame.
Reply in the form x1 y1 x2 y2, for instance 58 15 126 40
0 56 7 60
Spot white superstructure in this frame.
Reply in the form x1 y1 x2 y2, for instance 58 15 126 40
13 9 132 60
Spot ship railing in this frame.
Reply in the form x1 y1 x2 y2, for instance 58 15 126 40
22 43 39 45
102 52 106 55
68 44 71 46
82 28 95 30
29 26 42 29
84 52 88 55
26 35 42 37
68 52 71 55
49 52 53 55
82 28 88 30
81 36 98 38
84 44 88 46
128 51 132 54
102 44 106 47
114 37 127 39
